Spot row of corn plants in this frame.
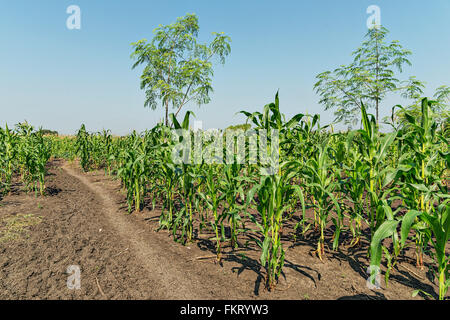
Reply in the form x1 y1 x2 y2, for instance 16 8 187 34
50 95 449 298
0 123 52 196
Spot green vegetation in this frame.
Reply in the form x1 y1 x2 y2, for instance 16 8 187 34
131 13 231 126
226 124 252 131
315 26 425 127
0 214 42 243
1 91 448 297
0 123 51 196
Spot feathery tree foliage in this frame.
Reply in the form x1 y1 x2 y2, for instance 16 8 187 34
131 13 231 126
314 26 424 127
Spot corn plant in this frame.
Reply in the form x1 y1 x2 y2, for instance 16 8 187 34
15 123 51 196
369 207 419 287
419 202 450 300
169 111 198 244
341 145 368 247
75 124 92 172
393 98 448 267
300 140 341 259
198 164 226 261
0 124 17 195
149 125 179 231
32 129 51 196
351 102 397 238
245 93 305 290
157 152 178 230
221 161 247 249
370 201 449 299
117 131 148 213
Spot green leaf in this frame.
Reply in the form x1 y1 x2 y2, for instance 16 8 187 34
375 132 397 165
370 220 399 268
260 237 270 266
408 183 429 192
400 210 422 248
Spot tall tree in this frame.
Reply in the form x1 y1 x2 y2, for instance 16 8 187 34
131 13 231 126
314 26 424 127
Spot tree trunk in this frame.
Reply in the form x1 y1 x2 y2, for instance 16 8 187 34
165 101 169 126
375 29 380 128
376 98 379 126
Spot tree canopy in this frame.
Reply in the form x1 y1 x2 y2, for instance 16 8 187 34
131 13 231 126
314 26 424 128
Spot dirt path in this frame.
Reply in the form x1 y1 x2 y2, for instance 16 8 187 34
60 162 251 299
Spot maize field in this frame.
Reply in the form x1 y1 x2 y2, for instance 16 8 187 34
1 95 448 300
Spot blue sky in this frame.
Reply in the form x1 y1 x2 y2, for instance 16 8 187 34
0 0 449 135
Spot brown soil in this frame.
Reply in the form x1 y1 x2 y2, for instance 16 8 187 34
0 159 443 300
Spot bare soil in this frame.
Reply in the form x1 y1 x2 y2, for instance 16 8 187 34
0 159 443 300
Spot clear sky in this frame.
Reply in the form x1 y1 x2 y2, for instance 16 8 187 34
0 0 449 135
